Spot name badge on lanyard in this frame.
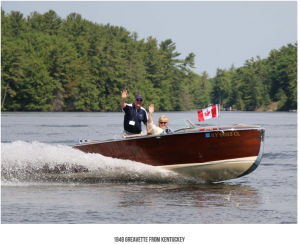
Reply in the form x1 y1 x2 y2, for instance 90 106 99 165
129 120 135 126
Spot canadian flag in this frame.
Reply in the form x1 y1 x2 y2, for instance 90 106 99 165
198 104 219 121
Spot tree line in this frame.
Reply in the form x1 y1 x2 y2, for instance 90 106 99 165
211 43 297 111
1 9 297 112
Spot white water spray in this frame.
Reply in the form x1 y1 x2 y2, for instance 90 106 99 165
1 141 194 184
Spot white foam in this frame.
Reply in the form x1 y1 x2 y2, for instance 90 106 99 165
1 141 185 183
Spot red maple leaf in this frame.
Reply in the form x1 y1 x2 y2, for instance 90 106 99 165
205 110 210 116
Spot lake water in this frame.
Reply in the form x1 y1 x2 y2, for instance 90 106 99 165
1 111 298 240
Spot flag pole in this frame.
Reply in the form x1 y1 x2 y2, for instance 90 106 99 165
218 104 220 130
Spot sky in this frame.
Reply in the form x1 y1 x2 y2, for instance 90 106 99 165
1 1 297 77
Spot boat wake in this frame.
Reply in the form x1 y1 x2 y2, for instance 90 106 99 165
1 141 203 184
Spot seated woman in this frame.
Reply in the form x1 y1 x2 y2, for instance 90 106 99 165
147 104 169 135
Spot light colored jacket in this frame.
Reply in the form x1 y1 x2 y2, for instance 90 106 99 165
147 121 163 135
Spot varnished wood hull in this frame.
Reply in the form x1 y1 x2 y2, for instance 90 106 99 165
73 125 265 182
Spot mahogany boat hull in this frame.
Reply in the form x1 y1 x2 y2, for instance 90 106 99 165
73 125 265 182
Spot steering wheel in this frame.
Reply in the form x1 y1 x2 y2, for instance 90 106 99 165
162 128 172 134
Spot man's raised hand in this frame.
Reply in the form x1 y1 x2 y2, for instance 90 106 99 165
121 89 128 100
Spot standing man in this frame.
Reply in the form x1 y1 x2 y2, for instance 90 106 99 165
120 89 149 136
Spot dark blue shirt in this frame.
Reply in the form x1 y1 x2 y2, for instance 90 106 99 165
122 103 148 134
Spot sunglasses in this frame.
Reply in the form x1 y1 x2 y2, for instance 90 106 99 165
160 122 168 124
136 99 143 102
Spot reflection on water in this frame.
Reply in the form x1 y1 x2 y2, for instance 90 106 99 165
117 183 259 209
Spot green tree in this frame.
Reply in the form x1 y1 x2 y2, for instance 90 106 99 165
211 68 232 107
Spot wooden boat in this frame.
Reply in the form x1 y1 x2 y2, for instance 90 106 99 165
73 119 265 182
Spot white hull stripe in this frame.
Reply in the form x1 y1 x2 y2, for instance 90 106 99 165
156 156 257 170
156 156 258 182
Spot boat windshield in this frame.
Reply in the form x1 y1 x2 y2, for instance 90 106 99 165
184 118 196 129
170 118 197 133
